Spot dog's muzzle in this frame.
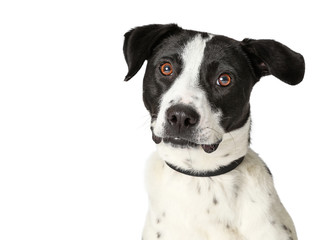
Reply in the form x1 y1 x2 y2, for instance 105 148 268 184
152 104 221 153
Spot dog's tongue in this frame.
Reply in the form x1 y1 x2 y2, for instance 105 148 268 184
201 143 219 153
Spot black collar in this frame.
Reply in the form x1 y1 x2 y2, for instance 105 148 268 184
165 156 244 177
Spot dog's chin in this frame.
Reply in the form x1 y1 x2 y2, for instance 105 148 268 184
152 133 221 154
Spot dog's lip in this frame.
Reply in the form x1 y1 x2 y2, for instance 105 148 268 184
151 133 221 154
163 137 199 147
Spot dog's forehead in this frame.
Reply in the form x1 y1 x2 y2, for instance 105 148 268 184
204 35 243 60
155 31 240 57
153 31 201 58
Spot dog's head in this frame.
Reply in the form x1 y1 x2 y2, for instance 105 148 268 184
123 24 304 170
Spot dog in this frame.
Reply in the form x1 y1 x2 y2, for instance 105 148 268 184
123 24 305 240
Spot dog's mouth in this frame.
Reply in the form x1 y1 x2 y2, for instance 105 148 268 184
152 133 221 154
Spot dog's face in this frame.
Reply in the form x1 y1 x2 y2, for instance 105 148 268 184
143 33 255 153
123 24 304 167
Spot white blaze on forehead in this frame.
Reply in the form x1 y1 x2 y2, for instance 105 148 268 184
157 34 212 108
179 34 212 85
162 34 212 102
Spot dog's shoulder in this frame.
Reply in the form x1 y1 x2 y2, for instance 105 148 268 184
241 149 273 178
237 148 275 195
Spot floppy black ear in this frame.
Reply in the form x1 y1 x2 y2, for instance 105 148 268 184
123 24 182 81
242 39 305 85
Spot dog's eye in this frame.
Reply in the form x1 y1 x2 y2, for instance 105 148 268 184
160 63 173 76
217 73 231 87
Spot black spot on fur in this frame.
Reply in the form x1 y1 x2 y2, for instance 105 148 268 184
156 232 161 238
282 224 292 232
213 196 218 205
233 184 239 198
156 218 160 224
282 224 293 235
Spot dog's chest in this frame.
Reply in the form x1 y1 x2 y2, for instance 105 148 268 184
144 154 245 240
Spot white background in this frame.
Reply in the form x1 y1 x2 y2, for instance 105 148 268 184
0 0 335 239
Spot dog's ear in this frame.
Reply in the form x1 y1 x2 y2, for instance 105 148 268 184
123 24 182 81
241 39 305 85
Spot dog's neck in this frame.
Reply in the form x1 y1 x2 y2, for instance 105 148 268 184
156 118 250 172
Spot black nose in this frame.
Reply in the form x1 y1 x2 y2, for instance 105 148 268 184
166 104 200 134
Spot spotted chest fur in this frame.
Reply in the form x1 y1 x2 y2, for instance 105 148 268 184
142 149 297 240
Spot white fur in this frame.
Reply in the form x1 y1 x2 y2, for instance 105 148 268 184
143 35 297 240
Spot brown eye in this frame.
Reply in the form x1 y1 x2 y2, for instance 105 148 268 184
160 63 173 76
217 73 231 86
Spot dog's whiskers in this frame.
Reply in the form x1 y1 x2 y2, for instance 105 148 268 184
203 127 222 142
203 126 237 154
